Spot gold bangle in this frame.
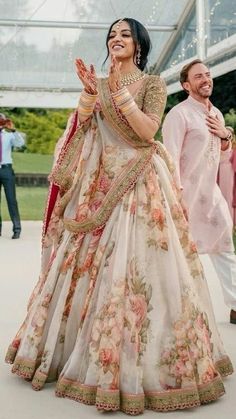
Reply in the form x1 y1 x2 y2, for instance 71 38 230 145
112 87 138 116
78 90 98 117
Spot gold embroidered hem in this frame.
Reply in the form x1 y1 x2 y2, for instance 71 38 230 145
215 356 234 377
55 375 225 415
11 357 36 380
5 344 18 364
32 370 48 390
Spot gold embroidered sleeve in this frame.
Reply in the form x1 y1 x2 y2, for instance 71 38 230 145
143 75 167 125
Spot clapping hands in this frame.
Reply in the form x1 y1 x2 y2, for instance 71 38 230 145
75 58 98 95
108 54 122 93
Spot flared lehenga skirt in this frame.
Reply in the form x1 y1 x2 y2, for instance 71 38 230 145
5 154 233 415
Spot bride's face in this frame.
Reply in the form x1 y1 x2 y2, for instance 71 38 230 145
107 21 136 61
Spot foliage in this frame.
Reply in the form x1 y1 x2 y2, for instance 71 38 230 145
224 109 236 133
1 108 72 155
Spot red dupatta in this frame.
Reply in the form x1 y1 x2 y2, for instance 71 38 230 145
42 111 78 237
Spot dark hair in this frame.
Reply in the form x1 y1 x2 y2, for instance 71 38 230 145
180 59 207 85
103 18 151 71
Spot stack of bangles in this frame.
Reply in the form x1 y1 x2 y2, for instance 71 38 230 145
112 87 138 116
78 90 98 117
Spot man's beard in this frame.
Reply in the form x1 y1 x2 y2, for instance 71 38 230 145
196 84 213 98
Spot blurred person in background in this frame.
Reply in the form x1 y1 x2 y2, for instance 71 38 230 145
0 113 24 239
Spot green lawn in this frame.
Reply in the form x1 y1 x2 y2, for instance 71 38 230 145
1 187 48 220
12 151 53 174
1 153 52 220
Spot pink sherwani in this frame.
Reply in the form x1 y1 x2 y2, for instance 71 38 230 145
162 95 233 254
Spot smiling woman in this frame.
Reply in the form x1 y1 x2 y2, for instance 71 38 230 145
5 17 233 416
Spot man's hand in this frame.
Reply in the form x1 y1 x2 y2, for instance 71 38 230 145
206 114 229 139
4 119 15 130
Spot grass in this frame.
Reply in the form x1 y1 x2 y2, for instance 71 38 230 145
1 153 52 220
12 152 53 174
1 187 48 220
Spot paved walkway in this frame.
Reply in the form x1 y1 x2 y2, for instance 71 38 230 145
0 221 235 419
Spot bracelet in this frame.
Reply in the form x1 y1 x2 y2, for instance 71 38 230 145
112 87 138 116
78 90 98 117
221 130 233 141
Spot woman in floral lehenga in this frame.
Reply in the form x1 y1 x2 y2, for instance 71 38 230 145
5 18 233 415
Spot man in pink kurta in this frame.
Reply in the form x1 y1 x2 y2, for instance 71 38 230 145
162 59 236 324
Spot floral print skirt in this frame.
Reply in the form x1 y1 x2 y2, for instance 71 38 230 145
5 154 233 415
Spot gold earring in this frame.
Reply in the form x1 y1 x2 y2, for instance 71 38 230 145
136 46 141 65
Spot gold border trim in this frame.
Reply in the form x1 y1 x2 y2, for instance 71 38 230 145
55 374 225 414
215 356 234 377
6 354 231 414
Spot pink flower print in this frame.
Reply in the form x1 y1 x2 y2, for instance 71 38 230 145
202 364 216 383
89 199 102 213
177 348 189 362
190 241 197 253
90 266 98 281
151 208 165 230
129 294 147 328
189 344 199 360
12 338 21 349
99 348 113 366
92 226 104 236
81 253 93 273
195 313 205 329
187 328 197 342
75 203 89 222
161 349 172 361
31 306 47 329
171 204 182 220
170 359 186 378
130 200 136 215
110 325 122 346
107 303 117 317
174 320 186 340
60 251 75 272
98 175 110 193
99 348 118 367
146 174 156 195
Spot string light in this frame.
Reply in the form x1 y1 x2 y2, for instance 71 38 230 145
1 0 233 98
168 0 223 68
147 1 160 24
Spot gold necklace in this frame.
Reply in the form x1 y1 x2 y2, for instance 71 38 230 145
120 69 145 86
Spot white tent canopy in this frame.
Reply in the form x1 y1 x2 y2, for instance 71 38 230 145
0 0 235 108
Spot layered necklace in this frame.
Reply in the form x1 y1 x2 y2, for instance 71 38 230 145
120 69 145 86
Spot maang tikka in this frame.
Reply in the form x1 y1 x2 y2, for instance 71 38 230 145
116 19 123 29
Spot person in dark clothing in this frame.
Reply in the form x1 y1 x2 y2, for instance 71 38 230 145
0 113 24 239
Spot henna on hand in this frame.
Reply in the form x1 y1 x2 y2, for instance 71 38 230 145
75 58 98 95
